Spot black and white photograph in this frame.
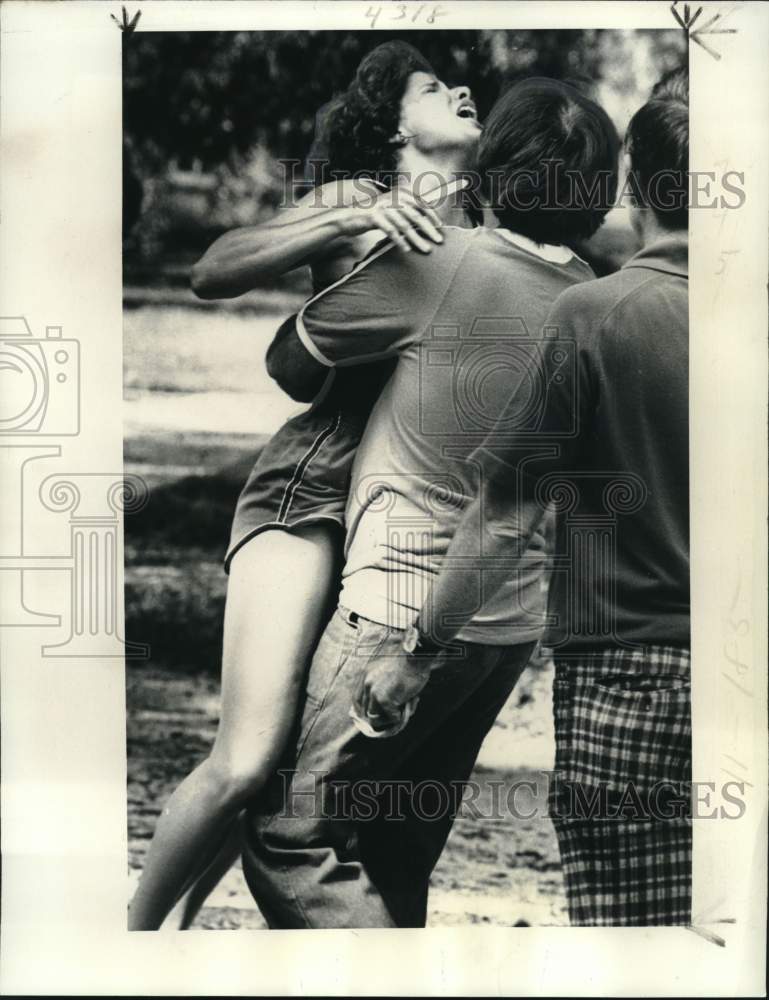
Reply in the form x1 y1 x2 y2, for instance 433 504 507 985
123 24 696 932
1 1 767 995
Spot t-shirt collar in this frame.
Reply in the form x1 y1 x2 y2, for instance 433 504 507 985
623 233 688 278
495 228 575 264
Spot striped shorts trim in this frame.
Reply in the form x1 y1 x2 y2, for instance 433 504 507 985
224 409 355 573
276 413 342 523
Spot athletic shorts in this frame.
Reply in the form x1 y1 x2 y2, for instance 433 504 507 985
225 364 393 572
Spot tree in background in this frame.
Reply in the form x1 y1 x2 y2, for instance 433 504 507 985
123 29 686 267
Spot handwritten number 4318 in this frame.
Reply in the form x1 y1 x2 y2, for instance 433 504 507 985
366 4 447 28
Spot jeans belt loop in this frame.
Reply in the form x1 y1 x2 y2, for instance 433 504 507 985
339 606 360 628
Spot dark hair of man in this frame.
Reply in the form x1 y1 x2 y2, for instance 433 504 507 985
305 41 434 185
625 68 689 229
650 65 689 103
476 77 620 246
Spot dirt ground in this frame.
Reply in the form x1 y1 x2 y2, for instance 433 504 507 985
126 658 567 929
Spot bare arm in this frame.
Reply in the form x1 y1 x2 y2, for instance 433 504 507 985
353 482 544 728
190 202 355 299
190 180 444 300
352 475 547 727
265 205 465 401
418 479 547 645
265 315 327 402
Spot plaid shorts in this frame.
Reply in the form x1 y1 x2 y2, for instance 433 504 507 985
548 645 692 926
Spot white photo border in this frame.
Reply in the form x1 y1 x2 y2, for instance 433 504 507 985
0 1 766 995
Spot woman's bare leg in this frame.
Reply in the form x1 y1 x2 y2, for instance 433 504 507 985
163 813 245 930
128 525 340 931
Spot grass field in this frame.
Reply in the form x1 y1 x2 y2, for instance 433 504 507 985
123 300 299 670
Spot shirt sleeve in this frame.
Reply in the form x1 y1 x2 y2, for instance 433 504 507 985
296 235 467 367
469 284 597 496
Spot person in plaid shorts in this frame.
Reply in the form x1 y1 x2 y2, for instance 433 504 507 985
359 68 691 926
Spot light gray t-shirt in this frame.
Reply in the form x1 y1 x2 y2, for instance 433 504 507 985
298 226 594 643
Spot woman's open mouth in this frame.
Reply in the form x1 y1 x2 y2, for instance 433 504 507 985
456 101 480 124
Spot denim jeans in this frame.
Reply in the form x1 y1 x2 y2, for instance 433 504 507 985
242 606 536 928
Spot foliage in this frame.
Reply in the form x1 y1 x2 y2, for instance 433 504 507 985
124 30 609 175
123 29 686 265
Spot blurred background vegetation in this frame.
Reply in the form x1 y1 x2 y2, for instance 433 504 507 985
123 29 687 282
123 29 686 673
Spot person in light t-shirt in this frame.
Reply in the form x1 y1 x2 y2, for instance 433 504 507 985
243 78 620 928
375 69 692 928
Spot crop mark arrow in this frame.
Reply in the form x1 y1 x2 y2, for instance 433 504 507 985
671 3 737 60
111 6 142 35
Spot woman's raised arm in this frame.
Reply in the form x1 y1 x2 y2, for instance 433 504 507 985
189 179 443 299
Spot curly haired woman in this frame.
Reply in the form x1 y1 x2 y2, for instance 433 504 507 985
128 41 482 930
